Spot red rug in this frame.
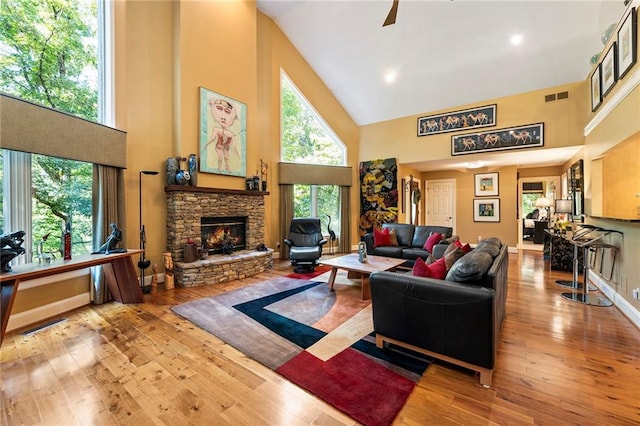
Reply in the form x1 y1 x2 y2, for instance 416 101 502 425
277 348 416 426
285 264 332 279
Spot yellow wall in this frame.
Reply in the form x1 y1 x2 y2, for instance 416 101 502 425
360 81 587 165
519 166 564 179
584 84 640 310
360 82 587 248
581 7 640 311
116 0 175 262
11 1 639 323
419 167 519 246
113 2 359 260
255 13 360 248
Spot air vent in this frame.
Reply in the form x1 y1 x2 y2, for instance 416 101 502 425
545 91 570 102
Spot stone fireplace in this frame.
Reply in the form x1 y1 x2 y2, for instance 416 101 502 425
165 185 272 287
201 216 247 254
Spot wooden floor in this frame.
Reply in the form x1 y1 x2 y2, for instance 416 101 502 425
1 251 639 425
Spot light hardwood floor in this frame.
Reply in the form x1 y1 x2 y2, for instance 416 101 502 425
1 251 639 425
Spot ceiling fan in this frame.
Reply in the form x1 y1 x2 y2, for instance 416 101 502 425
383 0 399 27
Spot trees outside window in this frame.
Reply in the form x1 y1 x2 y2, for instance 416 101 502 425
0 0 100 261
523 193 543 216
281 73 345 236
293 184 341 236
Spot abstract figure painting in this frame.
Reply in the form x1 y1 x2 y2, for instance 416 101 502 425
199 87 247 177
359 158 398 237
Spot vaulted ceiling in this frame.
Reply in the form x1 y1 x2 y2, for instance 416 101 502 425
257 1 627 170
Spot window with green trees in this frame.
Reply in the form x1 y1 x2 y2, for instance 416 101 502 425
0 0 101 260
281 73 345 237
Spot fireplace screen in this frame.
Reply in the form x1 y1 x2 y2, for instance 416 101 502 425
201 216 247 254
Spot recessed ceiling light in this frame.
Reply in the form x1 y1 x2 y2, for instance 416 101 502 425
466 161 483 169
384 71 396 84
511 34 523 45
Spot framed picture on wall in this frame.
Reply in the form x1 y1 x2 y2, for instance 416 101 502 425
601 42 618 96
199 86 247 177
451 123 544 155
473 198 500 222
417 104 496 136
474 172 499 197
590 64 602 112
617 7 637 79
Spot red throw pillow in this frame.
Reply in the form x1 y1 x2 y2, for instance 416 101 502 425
412 257 447 279
373 228 392 247
454 240 472 253
423 232 443 252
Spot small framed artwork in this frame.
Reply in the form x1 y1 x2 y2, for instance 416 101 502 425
617 7 637 79
473 198 500 222
590 64 602 112
601 42 617 96
474 172 499 197
199 86 247 177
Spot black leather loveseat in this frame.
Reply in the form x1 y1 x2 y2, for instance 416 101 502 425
362 223 454 266
369 237 508 387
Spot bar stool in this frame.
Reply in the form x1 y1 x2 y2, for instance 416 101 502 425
561 228 620 307
555 225 601 290
587 229 622 281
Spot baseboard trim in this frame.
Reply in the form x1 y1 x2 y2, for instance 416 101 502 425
6 292 91 333
591 271 640 330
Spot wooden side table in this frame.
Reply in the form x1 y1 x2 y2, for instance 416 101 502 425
0 249 143 346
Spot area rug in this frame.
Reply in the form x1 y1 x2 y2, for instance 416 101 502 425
171 273 431 426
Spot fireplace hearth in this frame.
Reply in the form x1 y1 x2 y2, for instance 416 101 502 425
201 216 247 254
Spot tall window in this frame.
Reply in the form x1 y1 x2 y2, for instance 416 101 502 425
281 73 345 236
0 0 103 262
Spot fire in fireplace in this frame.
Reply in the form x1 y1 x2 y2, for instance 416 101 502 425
201 216 247 254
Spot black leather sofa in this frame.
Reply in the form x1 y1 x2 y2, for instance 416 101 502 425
369 237 508 387
362 223 454 266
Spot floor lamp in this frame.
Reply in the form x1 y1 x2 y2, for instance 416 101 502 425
139 170 158 293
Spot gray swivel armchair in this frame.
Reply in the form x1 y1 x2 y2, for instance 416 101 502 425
284 217 327 273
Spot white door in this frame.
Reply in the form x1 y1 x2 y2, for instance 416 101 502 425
426 179 455 227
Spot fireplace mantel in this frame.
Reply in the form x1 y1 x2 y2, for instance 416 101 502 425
165 185 269 196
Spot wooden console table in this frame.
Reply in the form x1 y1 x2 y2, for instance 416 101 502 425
0 249 143 346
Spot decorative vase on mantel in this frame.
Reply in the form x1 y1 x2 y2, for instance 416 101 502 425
166 157 178 185
174 156 190 186
188 154 198 186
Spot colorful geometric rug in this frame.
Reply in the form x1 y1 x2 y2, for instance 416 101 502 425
171 272 431 426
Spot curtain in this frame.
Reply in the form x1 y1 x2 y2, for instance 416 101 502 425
339 185 351 253
91 165 126 304
279 184 294 260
